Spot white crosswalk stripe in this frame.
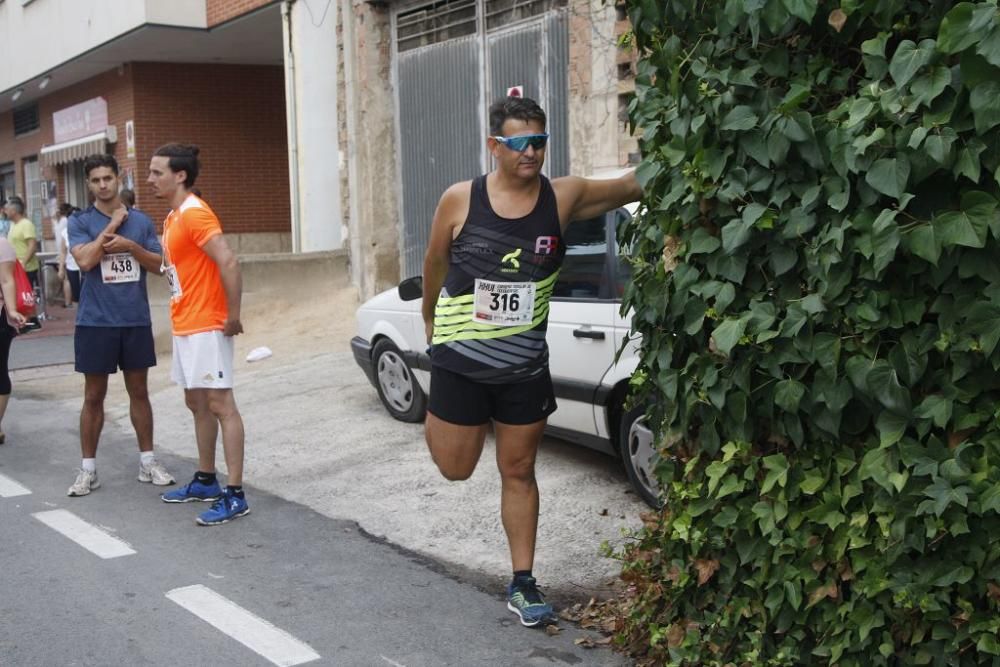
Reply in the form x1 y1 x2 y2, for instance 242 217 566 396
0 472 31 497
32 509 136 559
166 585 321 667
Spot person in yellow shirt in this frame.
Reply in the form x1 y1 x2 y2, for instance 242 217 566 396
4 196 40 329
5 196 39 278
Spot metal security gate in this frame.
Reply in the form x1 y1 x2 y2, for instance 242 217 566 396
393 0 569 278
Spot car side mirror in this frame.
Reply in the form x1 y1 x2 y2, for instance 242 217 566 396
398 276 423 301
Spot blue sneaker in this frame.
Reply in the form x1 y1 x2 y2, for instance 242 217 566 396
196 489 250 526
161 476 223 503
507 576 557 627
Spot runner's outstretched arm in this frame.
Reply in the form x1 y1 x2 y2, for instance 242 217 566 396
553 171 642 228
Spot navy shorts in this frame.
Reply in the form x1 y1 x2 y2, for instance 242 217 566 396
428 365 557 426
75 325 156 374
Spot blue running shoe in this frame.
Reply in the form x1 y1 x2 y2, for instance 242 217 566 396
196 488 250 526
161 476 223 503
507 576 557 627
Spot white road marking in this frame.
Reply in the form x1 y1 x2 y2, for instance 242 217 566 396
0 472 31 497
32 509 136 559
381 656 407 667
166 585 320 666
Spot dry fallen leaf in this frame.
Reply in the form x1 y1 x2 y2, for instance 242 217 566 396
988 582 1000 602
693 558 720 586
828 8 847 33
545 624 561 636
666 623 686 648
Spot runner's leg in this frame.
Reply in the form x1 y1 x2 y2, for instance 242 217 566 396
184 388 218 473
80 374 109 458
206 388 244 486
494 419 546 572
425 413 489 480
123 368 153 452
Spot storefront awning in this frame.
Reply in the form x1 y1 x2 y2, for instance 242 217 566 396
40 126 118 167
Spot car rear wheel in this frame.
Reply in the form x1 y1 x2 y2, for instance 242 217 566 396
619 405 663 508
372 338 427 423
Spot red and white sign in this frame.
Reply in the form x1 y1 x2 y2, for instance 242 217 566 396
506 85 524 98
53 97 109 143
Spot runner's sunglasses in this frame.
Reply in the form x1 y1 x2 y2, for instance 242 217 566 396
492 133 549 152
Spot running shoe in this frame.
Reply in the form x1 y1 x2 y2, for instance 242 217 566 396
67 469 100 497
507 576 557 627
138 459 176 486
196 488 250 526
161 476 222 503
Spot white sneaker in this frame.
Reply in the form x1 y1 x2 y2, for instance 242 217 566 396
138 459 175 486
67 469 100 497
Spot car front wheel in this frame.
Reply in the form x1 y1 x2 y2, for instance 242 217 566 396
372 338 427 423
619 405 664 508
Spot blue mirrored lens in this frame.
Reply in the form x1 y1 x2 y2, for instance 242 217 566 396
502 134 548 151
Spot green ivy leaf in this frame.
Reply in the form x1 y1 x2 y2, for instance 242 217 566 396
934 191 996 248
969 82 1000 134
904 225 941 265
865 157 911 199
866 360 912 415
761 453 790 493
774 379 806 413
938 3 989 54
689 227 722 254
876 410 908 447
921 477 971 516
910 67 952 107
721 218 753 254
976 26 1000 67
780 0 817 23
712 317 748 356
889 39 935 88
720 106 759 131
913 395 952 428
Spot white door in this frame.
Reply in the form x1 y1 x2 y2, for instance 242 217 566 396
546 213 617 436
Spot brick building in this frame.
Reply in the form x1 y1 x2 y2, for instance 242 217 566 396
0 0 288 252
1 0 637 297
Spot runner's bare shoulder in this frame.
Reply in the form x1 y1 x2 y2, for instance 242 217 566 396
438 180 474 238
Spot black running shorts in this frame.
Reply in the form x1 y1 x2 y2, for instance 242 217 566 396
75 325 156 374
428 364 557 426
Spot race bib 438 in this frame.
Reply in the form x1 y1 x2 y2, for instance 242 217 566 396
100 253 140 283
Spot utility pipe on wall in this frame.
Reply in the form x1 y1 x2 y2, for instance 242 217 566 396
282 0 302 253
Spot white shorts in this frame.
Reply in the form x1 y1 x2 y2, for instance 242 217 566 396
171 331 235 389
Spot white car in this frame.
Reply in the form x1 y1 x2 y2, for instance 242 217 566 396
350 204 661 507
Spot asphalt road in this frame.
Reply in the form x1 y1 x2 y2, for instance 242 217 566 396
0 396 629 667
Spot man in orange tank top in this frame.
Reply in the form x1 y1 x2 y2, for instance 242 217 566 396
148 143 250 526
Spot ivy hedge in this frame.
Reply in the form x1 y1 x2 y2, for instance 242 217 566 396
616 1 1000 664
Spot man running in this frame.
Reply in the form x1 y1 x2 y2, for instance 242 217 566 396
422 96 642 626
66 154 174 496
149 143 249 526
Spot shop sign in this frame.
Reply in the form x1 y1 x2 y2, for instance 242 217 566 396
53 98 109 143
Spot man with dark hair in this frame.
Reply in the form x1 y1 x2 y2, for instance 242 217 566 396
149 143 250 526
66 153 175 497
4 196 41 329
421 96 642 627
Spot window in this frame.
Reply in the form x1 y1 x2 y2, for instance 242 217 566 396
13 104 39 136
23 156 42 230
613 207 633 297
553 214 609 300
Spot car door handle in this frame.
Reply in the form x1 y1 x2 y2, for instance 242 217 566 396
573 328 605 340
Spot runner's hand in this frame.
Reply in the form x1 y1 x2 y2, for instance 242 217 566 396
58 268 66 280
109 205 128 230
8 311 26 327
102 234 135 254
425 320 433 344
223 318 244 336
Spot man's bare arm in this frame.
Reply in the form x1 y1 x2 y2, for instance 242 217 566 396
201 234 243 336
553 171 642 228
422 182 470 343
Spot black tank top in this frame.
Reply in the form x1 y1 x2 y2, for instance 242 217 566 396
430 174 565 383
